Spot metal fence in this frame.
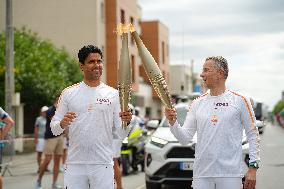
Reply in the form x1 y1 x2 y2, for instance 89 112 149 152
0 133 15 176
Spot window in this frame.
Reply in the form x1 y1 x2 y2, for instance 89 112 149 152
162 41 165 64
131 55 135 82
101 45 104 58
145 107 151 118
120 9 125 24
100 2 104 22
130 17 134 44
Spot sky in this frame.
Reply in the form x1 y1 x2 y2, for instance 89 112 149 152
139 0 284 110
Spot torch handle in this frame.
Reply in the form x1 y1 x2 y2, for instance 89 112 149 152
122 121 128 130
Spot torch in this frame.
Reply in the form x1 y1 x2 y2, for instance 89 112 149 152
129 24 173 109
117 23 132 129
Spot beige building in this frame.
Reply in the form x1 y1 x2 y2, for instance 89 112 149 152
0 0 107 80
0 0 170 120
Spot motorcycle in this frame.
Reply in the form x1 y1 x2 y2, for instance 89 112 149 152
120 123 148 175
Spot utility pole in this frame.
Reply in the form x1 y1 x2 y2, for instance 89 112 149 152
5 0 15 117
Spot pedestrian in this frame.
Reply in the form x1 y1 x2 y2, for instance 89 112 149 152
36 97 64 189
134 107 145 127
34 106 48 172
165 56 260 189
50 45 132 189
0 107 14 189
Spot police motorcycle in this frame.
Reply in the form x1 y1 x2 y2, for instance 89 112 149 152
120 113 148 175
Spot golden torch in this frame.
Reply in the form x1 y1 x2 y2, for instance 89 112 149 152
117 24 132 129
129 24 173 108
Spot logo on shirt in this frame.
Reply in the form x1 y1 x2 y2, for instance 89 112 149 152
87 104 94 112
214 102 229 109
95 98 111 105
211 115 218 126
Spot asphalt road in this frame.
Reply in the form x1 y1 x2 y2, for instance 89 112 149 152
123 123 284 189
4 123 284 189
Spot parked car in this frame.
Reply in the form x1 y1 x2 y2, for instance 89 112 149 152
144 102 250 189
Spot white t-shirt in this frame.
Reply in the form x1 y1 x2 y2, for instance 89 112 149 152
170 89 260 178
0 107 8 120
34 116 46 139
51 82 130 165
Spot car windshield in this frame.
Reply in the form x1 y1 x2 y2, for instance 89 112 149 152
160 104 188 127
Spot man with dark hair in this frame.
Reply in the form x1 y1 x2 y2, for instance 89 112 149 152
165 56 260 189
50 45 132 189
0 107 14 189
77 45 103 64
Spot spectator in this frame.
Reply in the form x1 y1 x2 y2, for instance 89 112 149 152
0 107 14 189
36 97 64 189
34 106 48 172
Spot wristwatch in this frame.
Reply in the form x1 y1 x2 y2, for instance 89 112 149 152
248 161 259 169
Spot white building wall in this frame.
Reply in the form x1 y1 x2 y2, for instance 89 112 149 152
133 83 152 118
169 64 193 96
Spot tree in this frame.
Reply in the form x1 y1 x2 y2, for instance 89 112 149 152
0 27 82 133
272 100 284 115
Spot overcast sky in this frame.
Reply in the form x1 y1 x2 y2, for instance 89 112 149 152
139 0 284 110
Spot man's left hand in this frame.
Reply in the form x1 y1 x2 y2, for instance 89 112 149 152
244 168 257 189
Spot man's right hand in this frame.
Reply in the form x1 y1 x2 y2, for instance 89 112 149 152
60 112 76 129
165 108 177 126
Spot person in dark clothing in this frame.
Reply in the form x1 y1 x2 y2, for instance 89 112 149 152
36 97 64 189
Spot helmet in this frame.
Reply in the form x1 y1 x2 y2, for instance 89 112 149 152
134 107 140 115
128 104 134 113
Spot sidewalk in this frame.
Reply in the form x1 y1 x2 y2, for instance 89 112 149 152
3 152 64 189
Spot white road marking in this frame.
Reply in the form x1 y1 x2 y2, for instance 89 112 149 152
135 184 146 189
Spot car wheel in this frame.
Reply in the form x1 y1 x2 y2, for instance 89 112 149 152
146 181 161 189
121 154 131 175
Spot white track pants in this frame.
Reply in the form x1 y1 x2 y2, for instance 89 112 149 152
64 164 114 189
192 177 242 189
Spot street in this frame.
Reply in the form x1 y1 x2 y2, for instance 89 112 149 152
3 123 284 189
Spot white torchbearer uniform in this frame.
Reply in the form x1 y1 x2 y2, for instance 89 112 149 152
170 90 260 189
51 82 130 189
